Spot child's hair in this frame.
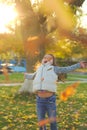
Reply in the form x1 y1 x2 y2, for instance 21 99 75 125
48 54 56 66
48 54 67 82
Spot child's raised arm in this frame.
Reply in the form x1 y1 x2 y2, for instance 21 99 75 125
54 62 87 74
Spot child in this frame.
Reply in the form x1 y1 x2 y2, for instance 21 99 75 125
25 54 87 130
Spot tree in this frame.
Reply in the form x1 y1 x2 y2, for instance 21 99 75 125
2 0 87 70
14 0 47 72
1 0 87 93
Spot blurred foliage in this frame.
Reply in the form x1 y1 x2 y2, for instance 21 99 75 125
0 0 87 71
46 38 87 60
0 33 24 62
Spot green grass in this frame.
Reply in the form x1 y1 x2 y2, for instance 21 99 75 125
57 83 87 130
0 71 87 83
0 83 87 130
0 73 24 83
68 73 87 78
67 73 87 81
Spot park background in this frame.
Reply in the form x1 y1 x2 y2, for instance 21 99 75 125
0 0 87 130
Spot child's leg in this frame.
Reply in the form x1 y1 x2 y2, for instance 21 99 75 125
47 95 58 130
36 96 47 130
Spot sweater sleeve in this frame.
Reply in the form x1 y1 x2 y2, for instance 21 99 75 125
25 72 36 80
54 63 81 74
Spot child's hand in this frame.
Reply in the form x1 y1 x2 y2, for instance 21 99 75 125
80 61 87 68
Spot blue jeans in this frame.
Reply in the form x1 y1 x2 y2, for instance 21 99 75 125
36 95 58 130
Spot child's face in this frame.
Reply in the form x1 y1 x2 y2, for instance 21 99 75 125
42 54 53 64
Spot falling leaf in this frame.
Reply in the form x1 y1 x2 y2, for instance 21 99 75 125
38 117 56 126
60 81 80 101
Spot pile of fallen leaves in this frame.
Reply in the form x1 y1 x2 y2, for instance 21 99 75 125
0 83 86 130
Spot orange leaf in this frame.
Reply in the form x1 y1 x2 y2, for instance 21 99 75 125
60 81 80 101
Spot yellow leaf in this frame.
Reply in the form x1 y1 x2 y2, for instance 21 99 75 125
2 126 9 130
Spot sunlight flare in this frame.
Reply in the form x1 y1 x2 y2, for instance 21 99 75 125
80 0 87 28
0 3 18 33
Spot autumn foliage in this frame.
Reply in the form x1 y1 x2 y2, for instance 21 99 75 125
60 81 80 101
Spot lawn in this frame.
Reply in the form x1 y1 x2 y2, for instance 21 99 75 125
0 83 87 130
67 73 87 81
0 71 87 83
0 73 24 83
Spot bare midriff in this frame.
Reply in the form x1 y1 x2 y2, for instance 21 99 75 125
36 90 55 98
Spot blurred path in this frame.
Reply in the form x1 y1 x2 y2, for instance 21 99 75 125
0 83 22 87
0 80 87 87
